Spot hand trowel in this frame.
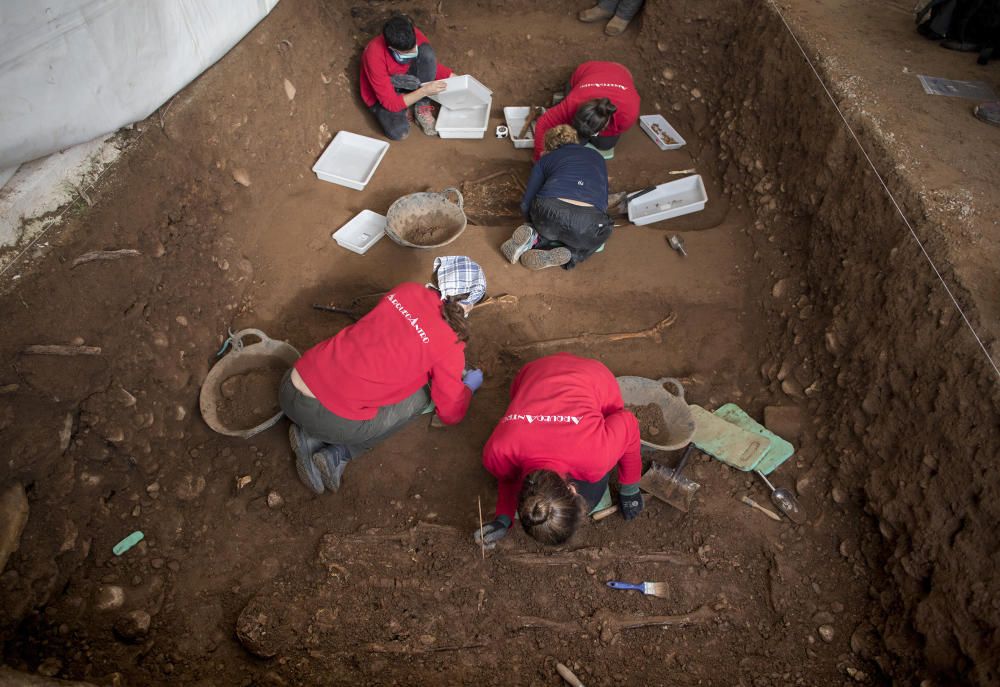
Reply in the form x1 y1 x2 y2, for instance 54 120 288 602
638 443 700 512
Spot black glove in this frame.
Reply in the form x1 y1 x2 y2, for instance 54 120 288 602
473 518 510 546
618 488 644 520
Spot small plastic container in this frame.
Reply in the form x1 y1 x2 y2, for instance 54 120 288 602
437 100 491 139
503 106 535 149
628 175 708 226
312 131 390 191
332 210 387 254
639 114 687 151
428 75 492 110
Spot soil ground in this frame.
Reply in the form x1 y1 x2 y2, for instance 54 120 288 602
0 0 997 685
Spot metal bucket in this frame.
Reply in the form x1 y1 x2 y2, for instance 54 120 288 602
199 329 300 439
385 187 467 249
617 376 696 451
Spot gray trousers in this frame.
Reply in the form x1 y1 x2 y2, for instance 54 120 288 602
598 0 645 20
369 43 439 141
278 370 430 459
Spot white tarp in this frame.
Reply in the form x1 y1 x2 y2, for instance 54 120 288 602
0 0 278 171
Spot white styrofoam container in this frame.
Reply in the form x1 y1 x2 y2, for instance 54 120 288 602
628 175 708 226
639 114 687 151
312 131 390 191
436 98 491 139
428 75 492 110
331 210 386 254
503 106 535 149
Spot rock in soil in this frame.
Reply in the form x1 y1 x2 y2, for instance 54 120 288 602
626 403 668 441
236 596 290 658
0 483 29 573
763 405 803 441
114 610 151 643
93 585 125 612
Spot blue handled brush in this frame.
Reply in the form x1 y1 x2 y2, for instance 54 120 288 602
606 580 668 598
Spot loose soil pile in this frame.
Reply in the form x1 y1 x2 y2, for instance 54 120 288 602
391 208 464 246
215 363 286 430
626 402 668 441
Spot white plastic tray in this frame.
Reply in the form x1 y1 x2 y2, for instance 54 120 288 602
628 175 708 226
312 131 389 191
428 75 492 111
639 114 686 151
437 99 491 139
332 210 386 254
503 106 535 149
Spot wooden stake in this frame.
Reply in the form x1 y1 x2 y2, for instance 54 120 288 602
477 496 485 559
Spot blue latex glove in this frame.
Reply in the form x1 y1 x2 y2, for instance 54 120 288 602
463 368 484 393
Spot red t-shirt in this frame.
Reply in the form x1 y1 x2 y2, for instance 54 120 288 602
294 283 471 424
533 61 640 161
482 353 642 519
359 28 453 112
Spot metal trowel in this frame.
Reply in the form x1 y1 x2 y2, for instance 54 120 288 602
638 444 700 512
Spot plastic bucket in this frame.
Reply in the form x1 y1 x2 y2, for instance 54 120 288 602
617 376 696 451
385 187 467 249
199 329 300 439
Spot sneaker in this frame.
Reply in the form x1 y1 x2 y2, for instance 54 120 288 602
313 444 350 492
520 247 572 270
605 15 631 36
289 424 325 494
579 5 614 22
974 101 1000 127
501 224 537 264
607 191 628 214
415 104 438 136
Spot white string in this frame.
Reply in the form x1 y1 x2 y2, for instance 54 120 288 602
769 1 1000 380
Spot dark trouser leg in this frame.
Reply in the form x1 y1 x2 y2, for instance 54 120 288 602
530 197 614 267
612 0 644 20
571 470 613 513
588 133 620 150
409 44 439 106
597 0 621 12
279 371 430 459
369 103 410 140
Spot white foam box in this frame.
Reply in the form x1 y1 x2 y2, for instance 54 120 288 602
331 210 386 254
312 131 389 191
503 106 535 149
437 97 492 139
628 175 708 226
639 114 687 151
428 75 492 110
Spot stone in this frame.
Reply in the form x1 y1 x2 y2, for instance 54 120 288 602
661 67 674 79
690 88 702 98
37 657 63 677
831 486 847 504
114 609 151 643
818 624 835 643
232 168 251 187
763 405 803 441
175 316 189 327
174 474 206 501
780 378 804 399
282 78 296 101
0 483 29 573
266 491 284 509
152 332 169 348
94 585 126 611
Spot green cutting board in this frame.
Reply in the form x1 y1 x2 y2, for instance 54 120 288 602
714 403 794 475
690 405 771 471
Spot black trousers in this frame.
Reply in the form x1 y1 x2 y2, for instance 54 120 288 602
529 196 613 267
369 44 439 140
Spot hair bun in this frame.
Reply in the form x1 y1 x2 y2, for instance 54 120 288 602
526 498 550 526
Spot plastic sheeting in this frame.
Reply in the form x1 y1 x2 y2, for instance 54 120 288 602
0 0 278 170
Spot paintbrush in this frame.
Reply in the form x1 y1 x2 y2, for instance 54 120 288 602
606 580 669 598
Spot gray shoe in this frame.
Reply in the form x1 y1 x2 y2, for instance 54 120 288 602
501 224 537 264
313 445 350 492
289 424 325 494
520 247 572 270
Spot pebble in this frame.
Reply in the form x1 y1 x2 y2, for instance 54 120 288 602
818 624 835 643
283 78 296 101
657 41 668 52
174 405 187 421
94 585 125 611
70 336 85 346
662 67 674 80
232 168 251 187
831 486 847 504
0 483 29 573
151 558 164 569
175 316 188 327
236 475 252 490
167 560 181 572
780 378 805 399
813 611 835 624
114 609 151 643
690 88 702 98
37 657 62 677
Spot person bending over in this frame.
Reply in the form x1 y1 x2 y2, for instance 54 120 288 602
280 257 487 494
474 353 644 547
501 125 617 271
532 61 640 161
359 14 452 139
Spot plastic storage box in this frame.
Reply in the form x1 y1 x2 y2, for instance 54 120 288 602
437 102 491 139
331 210 387 254
639 114 687 151
628 175 708 226
503 106 535 149
312 131 390 191
429 75 492 110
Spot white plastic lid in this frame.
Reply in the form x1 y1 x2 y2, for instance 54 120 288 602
427 75 492 110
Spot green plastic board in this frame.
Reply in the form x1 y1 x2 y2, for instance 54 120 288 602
714 403 795 475
689 405 770 471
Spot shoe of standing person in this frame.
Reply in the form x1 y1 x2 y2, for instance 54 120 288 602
415 104 438 136
579 5 615 22
605 15 632 36
973 101 1000 127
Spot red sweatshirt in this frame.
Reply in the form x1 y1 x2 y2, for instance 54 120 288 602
533 61 640 161
482 353 642 519
294 283 471 424
359 28 453 112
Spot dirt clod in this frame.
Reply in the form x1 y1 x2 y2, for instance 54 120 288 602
114 610 151 643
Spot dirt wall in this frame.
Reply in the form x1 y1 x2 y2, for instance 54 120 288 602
639 1 1000 684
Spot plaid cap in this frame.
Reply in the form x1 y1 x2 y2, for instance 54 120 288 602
432 256 487 307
